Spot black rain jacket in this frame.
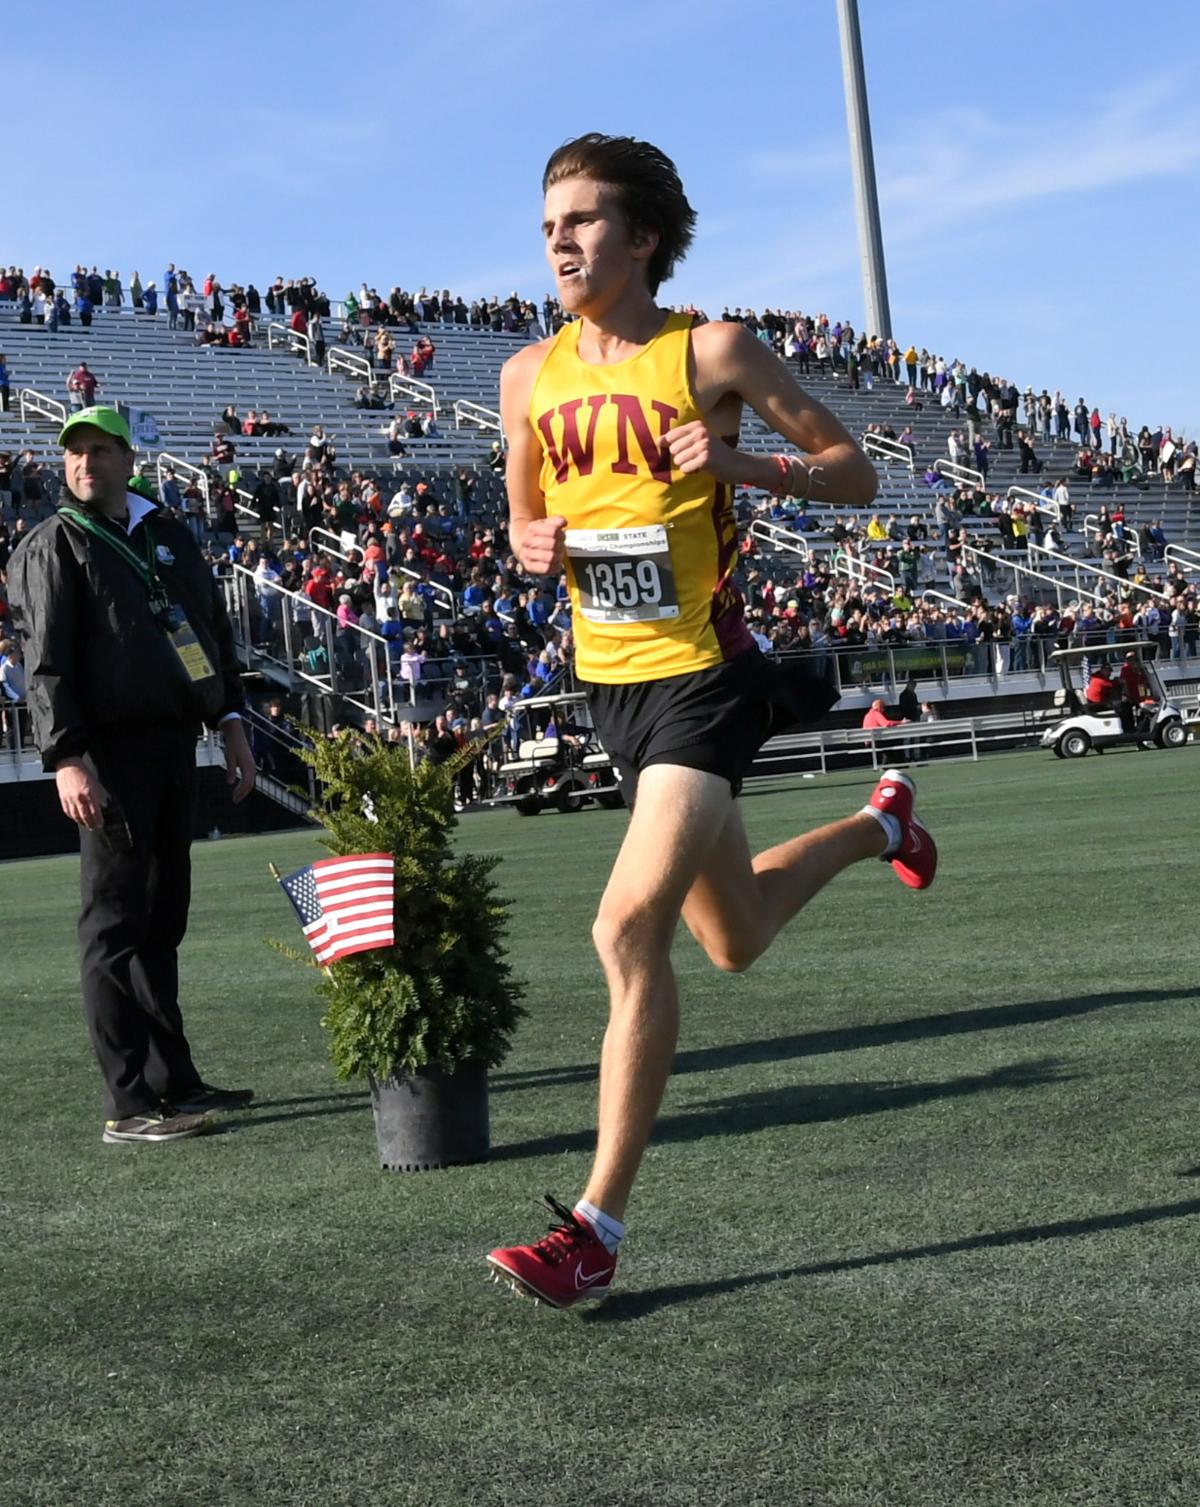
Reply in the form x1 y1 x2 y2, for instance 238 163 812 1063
8 498 244 770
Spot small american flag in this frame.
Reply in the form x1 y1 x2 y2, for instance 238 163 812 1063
278 853 395 966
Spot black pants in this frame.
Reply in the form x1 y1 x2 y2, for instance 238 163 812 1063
78 727 204 1117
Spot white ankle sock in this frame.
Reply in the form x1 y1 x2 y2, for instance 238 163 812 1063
574 1200 625 1254
861 804 902 856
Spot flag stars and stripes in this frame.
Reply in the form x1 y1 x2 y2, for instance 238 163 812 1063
279 853 395 966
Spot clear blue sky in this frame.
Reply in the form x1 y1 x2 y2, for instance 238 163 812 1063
10 0 1198 435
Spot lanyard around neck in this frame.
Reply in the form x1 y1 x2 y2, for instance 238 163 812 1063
59 505 165 603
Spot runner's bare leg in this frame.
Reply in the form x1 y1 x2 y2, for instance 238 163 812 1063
581 766 887 1219
681 803 887 973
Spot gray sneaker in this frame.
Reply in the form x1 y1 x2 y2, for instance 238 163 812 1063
102 1106 213 1144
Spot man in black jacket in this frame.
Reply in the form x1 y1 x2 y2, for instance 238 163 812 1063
8 406 256 1144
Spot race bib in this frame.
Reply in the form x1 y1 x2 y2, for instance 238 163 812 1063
565 525 679 624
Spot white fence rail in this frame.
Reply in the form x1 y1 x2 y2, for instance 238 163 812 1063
327 347 372 382
155 452 211 511
19 388 67 428
863 432 914 470
454 399 502 437
267 321 313 365
934 457 985 490
748 517 814 565
389 373 439 416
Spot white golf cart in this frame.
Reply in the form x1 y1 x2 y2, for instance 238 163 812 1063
1040 640 1188 758
482 690 624 815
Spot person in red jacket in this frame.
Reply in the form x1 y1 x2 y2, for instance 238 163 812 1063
862 698 902 730
305 564 334 612
1085 665 1117 710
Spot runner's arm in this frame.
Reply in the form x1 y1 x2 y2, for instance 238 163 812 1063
670 322 877 507
500 344 565 576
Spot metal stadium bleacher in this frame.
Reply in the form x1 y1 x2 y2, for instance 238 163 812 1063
3 290 1198 830
0 304 527 477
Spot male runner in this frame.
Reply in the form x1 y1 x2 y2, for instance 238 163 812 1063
486 134 936 1308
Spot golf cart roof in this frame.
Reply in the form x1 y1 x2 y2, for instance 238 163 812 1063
513 690 588 711
1050 640 1158 664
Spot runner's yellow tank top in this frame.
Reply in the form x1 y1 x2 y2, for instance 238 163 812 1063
529 310 751 683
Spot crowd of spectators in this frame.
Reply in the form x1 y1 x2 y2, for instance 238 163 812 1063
3 258 1199 781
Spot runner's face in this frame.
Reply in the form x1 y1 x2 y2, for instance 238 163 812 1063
63 430 133 513
542 177 650 314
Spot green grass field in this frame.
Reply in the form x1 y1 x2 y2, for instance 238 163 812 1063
4 748 1199 1507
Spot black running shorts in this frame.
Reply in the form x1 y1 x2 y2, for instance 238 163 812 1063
581 649 839 808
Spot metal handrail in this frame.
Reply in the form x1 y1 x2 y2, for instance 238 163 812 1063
920 585 970 611
389 373 439 416
155 452 211 510
454 399 503 438
863 432 914 470
328 347 372 382
1083 512 1141 558
18 388 67 427
224 562 398 727
934 458 985 490
267 321 313 365
1007 484 1061 525
750 709 1053 780
307 525 360 566
1164 543 1200 577
836 548 895 594
959 541 1101 609
305 526 458 619
749 517 813 565
1026 541 1168 603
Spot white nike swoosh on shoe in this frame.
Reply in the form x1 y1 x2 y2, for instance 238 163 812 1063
575 1264 610 1288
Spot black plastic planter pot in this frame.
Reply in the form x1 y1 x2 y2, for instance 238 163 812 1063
368 1061 489 1170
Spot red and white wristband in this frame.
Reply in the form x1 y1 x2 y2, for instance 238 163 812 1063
770 452 813 500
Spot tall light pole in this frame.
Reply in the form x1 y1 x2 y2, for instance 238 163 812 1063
836 0 892 340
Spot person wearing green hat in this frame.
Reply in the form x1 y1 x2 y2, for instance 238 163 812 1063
7 405 257 1144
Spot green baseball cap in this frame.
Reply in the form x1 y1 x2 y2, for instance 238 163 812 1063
58 405 132 448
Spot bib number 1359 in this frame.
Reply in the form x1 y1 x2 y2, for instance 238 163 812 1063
565 525 679 624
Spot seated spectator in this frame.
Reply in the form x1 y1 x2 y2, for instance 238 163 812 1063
924 467 952 493
258 410 290 437
1084 664 1119 710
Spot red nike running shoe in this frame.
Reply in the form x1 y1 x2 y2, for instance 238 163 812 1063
487 1196 617 1308
869 767 937 890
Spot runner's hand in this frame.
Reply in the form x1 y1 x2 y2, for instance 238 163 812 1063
520 515 567 575
663 421 744 483
55 758 107 830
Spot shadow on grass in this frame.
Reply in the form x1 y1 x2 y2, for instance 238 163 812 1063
584 1196 1200 1324
493 987 1196 1096
212 1095 369 1132
248 1092 363 1111
490 1058 1070 1163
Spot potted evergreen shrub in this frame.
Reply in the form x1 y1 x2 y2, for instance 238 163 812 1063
283 729 525 1170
